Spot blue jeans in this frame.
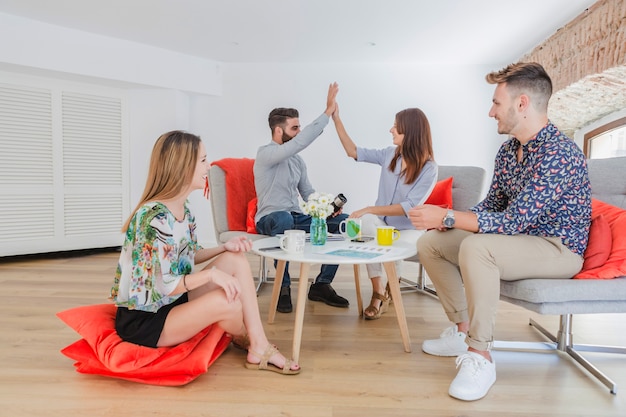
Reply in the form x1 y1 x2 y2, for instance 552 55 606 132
256 211 349 287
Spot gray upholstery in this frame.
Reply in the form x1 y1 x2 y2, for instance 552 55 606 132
208 164 269 244
438 165 488 211
497 156 626 394
209 163 270 289
500 156 626 314
404 165 486 266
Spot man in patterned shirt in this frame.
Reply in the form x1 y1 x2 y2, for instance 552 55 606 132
409 62 592 401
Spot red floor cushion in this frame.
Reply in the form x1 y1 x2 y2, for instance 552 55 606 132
57 303 230 385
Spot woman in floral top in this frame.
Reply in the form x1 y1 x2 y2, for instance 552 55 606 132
110 130 299 375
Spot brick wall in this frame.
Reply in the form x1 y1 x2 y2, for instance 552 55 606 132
522 0 626 137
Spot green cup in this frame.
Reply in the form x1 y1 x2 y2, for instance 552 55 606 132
339 218 362 240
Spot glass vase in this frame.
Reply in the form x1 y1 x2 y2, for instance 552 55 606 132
310 216 328 246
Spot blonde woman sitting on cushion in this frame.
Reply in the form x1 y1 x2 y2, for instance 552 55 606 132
110 130 299 375
332 106 437 319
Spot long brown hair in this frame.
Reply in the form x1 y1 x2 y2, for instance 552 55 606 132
389 108 434 184
121 130 201 232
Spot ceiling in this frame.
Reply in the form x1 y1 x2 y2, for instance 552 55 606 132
0 0 596 65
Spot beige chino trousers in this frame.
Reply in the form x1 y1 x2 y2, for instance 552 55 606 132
417 229 583 351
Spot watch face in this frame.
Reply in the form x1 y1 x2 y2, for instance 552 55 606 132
443 212 455 228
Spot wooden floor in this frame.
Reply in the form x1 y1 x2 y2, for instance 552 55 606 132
1 249 625 417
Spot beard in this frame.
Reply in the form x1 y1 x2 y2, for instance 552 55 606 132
282 132 294 143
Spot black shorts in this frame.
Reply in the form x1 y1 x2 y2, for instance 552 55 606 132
115 293 189 348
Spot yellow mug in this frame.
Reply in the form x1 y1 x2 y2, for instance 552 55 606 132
377 226 400 246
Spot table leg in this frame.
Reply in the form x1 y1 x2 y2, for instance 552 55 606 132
267 260 287 324
292 262 311 363
383 261 412 352
353 264 363 317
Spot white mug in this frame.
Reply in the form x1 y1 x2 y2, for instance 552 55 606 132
279 230 306 254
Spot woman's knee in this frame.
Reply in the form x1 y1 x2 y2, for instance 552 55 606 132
211 293 244 319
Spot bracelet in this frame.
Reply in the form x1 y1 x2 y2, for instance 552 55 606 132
182 274 190 292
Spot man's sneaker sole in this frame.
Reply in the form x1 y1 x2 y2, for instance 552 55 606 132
421 344 468 357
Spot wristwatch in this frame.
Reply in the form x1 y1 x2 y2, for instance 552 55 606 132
442 209 455 229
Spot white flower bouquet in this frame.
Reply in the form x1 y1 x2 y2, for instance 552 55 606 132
300 192 334 218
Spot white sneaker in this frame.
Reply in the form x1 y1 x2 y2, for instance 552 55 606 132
448 352 496 401
422 325 469 356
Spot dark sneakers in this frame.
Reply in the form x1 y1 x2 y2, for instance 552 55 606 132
277 286 293 313
308 283 349 308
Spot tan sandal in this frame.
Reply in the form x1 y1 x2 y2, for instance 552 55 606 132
244 345 300 375
386 282 393 304
363 291 390 320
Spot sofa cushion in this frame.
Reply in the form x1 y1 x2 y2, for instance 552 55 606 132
246 197 258 234
574 199 626 279
500 277 626 315
211 158 256 232
578 214 612 271
425 177 453 208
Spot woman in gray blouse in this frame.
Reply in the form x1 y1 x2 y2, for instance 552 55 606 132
332 106 438 319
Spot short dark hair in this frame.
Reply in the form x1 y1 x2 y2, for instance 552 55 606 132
268 108 299 131
486 62 553 111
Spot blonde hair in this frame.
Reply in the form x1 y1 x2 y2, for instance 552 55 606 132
121 130 201 232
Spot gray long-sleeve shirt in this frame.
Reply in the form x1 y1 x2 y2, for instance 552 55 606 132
253 113 329 223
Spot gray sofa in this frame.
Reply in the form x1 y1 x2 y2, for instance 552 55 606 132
498 156 626 394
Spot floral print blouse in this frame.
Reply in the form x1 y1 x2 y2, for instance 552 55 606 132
471 122 591 256
110 202 201 312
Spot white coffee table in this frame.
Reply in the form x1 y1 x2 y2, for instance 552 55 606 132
252 236 417 362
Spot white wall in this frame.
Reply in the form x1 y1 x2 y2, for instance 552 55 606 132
194 62 503 245
0 12 222 95
1 11 509 249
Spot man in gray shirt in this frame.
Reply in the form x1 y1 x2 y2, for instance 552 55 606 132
254 83 349 313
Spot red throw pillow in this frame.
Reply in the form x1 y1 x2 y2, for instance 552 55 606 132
424 177 453 209
574 199 626 279
246 197 258 234
578 214 612 271
57 304 230 385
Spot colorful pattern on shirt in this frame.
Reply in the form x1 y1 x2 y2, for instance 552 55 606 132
110 202 200 312
471 123 591 256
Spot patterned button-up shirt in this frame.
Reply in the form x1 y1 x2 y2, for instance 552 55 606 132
471 122 591 256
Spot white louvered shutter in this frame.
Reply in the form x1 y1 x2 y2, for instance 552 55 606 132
0 77 128 256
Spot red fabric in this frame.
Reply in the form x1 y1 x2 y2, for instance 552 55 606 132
57 304 230 386
579 214 612 270
425 177 453 208
211 158 256 232
246 197 258 234
574 199 626 279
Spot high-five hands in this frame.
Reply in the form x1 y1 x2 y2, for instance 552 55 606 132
325 82 339 116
